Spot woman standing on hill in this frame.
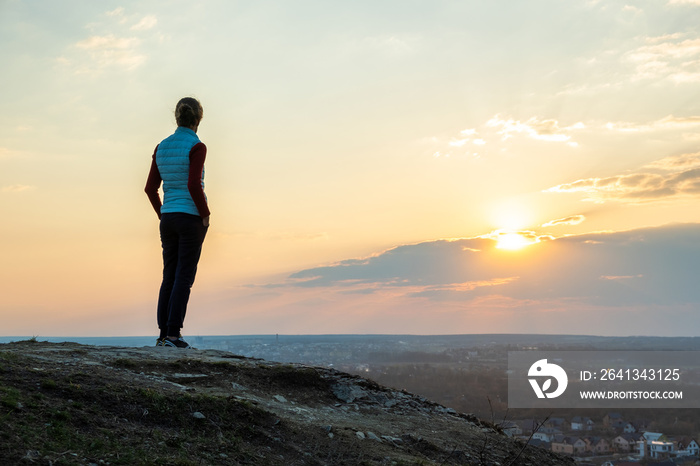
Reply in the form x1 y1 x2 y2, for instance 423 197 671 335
144 97 210 349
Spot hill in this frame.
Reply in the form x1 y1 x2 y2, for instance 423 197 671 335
0 340 572 465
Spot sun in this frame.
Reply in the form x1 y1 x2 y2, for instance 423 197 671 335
495 232 534 250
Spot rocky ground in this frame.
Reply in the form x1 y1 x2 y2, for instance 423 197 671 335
0 340 573 465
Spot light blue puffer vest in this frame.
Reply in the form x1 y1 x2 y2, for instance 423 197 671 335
156 127 205 216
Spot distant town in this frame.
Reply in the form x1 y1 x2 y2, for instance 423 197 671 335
503 413 699 465
4 333 700 465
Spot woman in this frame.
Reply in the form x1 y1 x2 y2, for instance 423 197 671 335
145 97 210 348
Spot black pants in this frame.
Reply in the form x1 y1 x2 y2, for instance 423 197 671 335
157 213 208 336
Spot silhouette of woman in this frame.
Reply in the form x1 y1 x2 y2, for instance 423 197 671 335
145 97 210 348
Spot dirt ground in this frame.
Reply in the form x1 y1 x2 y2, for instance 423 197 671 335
0 340 574 465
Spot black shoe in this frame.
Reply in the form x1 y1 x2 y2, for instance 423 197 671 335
162 337 193 349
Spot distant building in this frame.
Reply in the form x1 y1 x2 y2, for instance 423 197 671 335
546 417 569 431
612 433 642 453
649 439 674 459
532 431 552 442
622 422 636 433
552 436 587 455
571 416 594 431
500 421 522 437
642 432 664 442
603 412 624 428
638 432 673 458
572 437 588 454
676 437 700 457
585 436 611 454
610 419 627 431
551 437 574 455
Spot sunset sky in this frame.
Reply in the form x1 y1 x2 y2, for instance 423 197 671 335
3 0 700 337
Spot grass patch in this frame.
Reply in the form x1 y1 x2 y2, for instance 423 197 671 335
0 369 285 465
0 351 19 362
0 386 21 409
40 379 57 390
113 358 138 368
268 365 327 389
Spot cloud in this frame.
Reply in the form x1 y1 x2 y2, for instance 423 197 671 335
226 224 700 335
106 7 125 17
668 0 700 5
243 224 700 313
406 277 520 299
557 30 700 96
427 115 584 158
644 152 700 170
605 115 700 133
625 35 700 83
431 114 700 161
287 238 496 288
600 274 643 281
546 151 700 202
74 34 146 71
2 184 35 193
547 149 700 202
486 116 584 143
273 223 700 308
61 8 159 74
131 15 158 31
484 230 553 249
541 215 586 227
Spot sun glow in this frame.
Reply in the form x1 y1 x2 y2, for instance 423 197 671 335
490 199 534 232
496 232 535 250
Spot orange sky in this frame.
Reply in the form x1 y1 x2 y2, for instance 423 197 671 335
3 1 700 336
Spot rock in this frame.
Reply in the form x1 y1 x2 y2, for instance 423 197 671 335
434 405 457 415
172 373 208 379
230 382 246 391
192 412 205 419
367 392 389 405
323 426 335 438
332 383 368 403
22 451 41 461
366 432 382 442
382 435 403 444
273 395 287 403
355 431 366 439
